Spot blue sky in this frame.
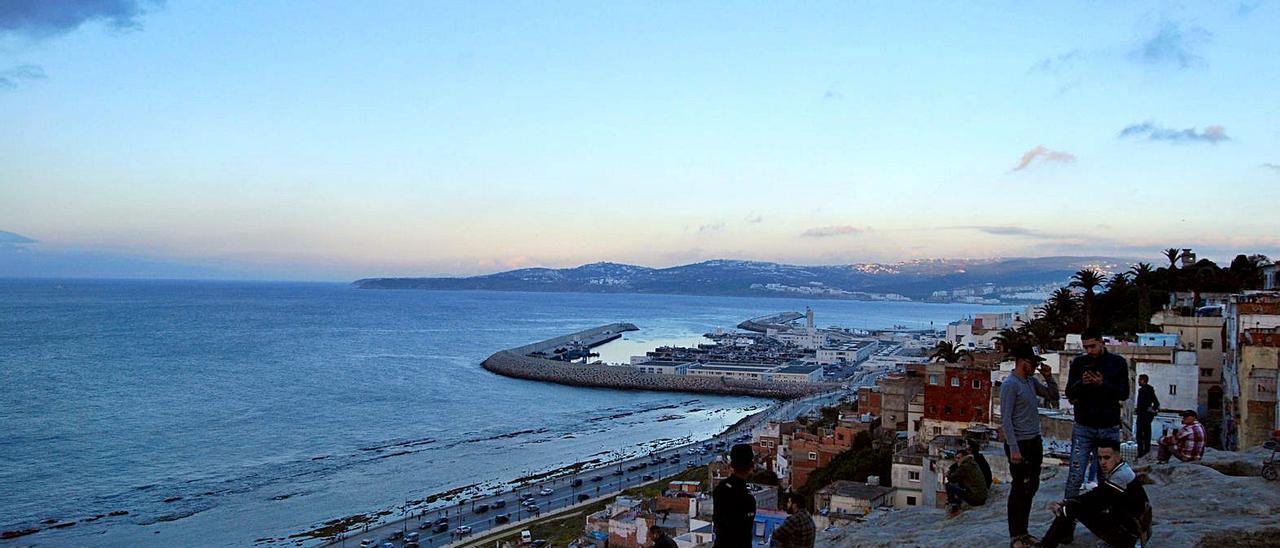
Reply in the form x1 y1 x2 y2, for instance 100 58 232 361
2 1 1277 280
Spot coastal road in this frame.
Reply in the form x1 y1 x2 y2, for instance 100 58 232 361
325 375 884 547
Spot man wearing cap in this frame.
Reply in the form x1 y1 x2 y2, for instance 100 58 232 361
1000 344 1054 547
712 444 757 547
1156 410 1206 463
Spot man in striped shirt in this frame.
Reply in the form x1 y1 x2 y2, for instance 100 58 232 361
1156 410 1206 463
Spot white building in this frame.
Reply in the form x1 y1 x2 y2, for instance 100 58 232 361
634 361 692 375
771 365 823 383
1134 351 1200 413
816 340 878 365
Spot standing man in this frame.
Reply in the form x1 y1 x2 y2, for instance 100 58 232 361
769 492 815 548
1000 344 1049 548
1063 327 1129 541
1135 374 1160 458
712 444 757 547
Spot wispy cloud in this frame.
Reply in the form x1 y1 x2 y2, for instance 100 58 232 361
1261 163 1280 171
822 88 843 101
744 212 764 224
1132 20 1210 69
0 0 162 39
1030 49 1084 73
1237 1 1261 16
0 64 46 90
1010 145 1076 172
697 222 725 234
800 225 862 238
1118 121 1229 144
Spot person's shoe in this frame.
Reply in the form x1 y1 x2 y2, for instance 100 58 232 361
946 503 961 516
1010 533 1038 548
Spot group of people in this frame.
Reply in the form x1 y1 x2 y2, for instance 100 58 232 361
997 327 1207 548
694 328 1209 548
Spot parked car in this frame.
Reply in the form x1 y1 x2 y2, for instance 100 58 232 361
577 494 590 502
434 517 449 526
359 540 375 548
642 474 654 481
521 530 533 543
432 522 448 534
539 487 553 496
495 513 510 524
532 540 548 547
455 526 472 536
405 532 419 542
493 499 507 508
590 475 603 482
475 503 490 513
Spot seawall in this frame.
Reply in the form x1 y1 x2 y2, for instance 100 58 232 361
482 324 839 399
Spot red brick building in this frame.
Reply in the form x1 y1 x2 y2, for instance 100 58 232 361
921 361 993 442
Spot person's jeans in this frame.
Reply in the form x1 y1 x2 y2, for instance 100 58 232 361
1066 424 1121 498
1136 414 1154 458
1003 436 1042 538
945 482 968 507
1040 509 1138 548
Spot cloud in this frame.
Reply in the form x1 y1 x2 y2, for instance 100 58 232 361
1132 20 1210 69
1238 1 1261 16
0 0 162 39
0 64 46 90
1030 49 1084 73
1262 163 1280 171
1118 121 1229 144
0 230 38 246
822 88 843 101
745 212 763 224
697 222 725 234
800 225 862 238
1010 145 1076 172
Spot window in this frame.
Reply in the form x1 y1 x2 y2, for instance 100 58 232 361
1201 338 1213 350
944 405 952 415
1169 385 1177 396
928 405 936 414
972 379 981 389
907 496 917 506
908 471 920 482
929 374 939 385
933 427 942 435
1201 368 1215 378
950 377 960 387
808 452 818 461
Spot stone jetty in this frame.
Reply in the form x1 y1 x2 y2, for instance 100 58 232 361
482 323 839 399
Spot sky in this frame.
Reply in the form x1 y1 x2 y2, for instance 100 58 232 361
2 1 1278 281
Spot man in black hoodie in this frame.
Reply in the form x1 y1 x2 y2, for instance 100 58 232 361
1063 327 1129 540
1135 374 1160 458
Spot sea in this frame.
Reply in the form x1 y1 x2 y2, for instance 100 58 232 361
0 280 1019 546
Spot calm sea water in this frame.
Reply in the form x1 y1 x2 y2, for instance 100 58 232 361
0 280 1016 546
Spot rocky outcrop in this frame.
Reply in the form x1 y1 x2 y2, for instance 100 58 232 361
819 446 1280 547
481 350 837 399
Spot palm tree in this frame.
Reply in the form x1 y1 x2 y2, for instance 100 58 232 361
1129 262 1154 285
993 327 1026 352
1130 262 1156 330
1040 287 1080 336
930 340 959 363
1163 248 1181 269
1070 268 1104 328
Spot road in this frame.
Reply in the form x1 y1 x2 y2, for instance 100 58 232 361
324 373 887 548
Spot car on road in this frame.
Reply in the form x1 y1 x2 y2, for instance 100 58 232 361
626 464 638 472
571 478 583 487
455 526 472 536
642 474 654 481
521 499 537 508
612 469 624 476
590 475 602 482
539 487 553 496
388 530 403 541
432 522 449 534
434 517 449 526
493 499 506 508
405 532 419 543
359 540 375 548
475 503 490 513
526 505 540 514
381 542 394 548
495 513 510 524
577 493 590 502
532 539 548 547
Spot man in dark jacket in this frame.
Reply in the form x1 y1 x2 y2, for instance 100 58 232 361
1135 374 1160 458
968 439 993 489
944 448 989 514
649 525 678 548
1038 439 1151 548
712 444 757 547
1064 328 1128 523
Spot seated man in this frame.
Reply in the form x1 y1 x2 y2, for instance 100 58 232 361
1157 410 1206 463
1038 440 1151 548
944 447 989 514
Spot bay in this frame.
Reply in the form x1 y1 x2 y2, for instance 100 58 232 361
0 280 1018 545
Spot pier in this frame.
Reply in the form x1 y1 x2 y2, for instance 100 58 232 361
482 324 838 399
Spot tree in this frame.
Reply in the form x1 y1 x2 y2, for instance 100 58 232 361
1070 268 1104 328
930 340 960 363
1163 248 1182 269
993 327 1026 352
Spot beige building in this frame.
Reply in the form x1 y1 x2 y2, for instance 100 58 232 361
1151 310 1226 405
1225 292 1280 449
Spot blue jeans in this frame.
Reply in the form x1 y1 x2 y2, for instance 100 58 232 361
1066 424 1121 498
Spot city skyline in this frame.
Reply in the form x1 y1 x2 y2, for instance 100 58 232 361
2 2 1278 281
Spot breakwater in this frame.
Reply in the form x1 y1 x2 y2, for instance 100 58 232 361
482 324 839 399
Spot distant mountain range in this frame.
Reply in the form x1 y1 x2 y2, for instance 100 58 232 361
353 257 1132 304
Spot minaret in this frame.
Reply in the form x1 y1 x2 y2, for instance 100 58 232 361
806 307 814 329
